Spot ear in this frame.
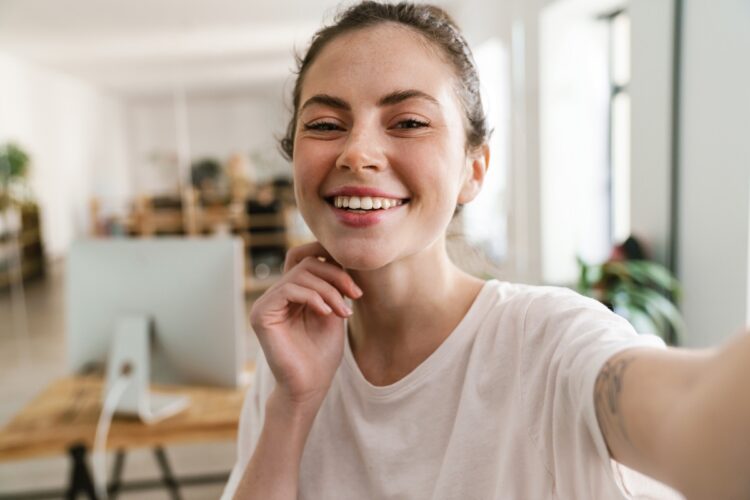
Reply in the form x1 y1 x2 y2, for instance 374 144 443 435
458 144 490 204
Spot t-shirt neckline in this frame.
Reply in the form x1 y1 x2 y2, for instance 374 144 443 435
342 279 498 400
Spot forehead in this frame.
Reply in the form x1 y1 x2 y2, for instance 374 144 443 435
300 23 459 106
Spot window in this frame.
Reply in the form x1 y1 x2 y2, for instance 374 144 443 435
460 38 510 267
540 2 612 284
606 9 632 245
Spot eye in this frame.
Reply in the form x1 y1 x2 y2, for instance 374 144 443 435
393 118 429 129
303 121 344 132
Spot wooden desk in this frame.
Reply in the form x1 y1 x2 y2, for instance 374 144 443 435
0 371 253 499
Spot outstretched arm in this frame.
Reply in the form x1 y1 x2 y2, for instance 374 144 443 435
595 330 750 499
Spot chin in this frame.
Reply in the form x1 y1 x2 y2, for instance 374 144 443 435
324 242 396 271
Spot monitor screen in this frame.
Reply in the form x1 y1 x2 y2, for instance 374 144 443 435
67 238 246 388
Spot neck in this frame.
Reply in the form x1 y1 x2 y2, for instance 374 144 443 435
346 237 483 370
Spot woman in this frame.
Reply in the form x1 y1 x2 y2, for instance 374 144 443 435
225 2 750 499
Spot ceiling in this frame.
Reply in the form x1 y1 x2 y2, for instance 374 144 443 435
0 0 458 97
0 1 365 97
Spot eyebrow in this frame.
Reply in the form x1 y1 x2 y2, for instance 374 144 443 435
378 89 439 107
300 89 439 112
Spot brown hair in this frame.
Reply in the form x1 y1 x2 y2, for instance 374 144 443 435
279 1 489 160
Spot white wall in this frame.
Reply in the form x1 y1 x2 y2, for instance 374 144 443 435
509 0 545 285
677 0 750 346
127 88 291 197
462 39 511 265
629 0 674 266
0 52 131 258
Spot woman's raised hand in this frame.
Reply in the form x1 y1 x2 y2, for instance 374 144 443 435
249 242 361 412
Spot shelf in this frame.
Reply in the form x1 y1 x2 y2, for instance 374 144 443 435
244 273 282 295
0 228 40 247
0 258 44 288
0 204 45 290
239 232 288 248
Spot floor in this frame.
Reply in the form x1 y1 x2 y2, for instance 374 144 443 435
0 261 260 499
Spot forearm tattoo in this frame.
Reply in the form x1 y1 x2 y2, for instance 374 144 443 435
594 355 635 455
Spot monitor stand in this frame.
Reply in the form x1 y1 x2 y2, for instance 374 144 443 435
105 316 190 424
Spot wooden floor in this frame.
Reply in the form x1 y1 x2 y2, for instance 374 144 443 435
0 260 259 499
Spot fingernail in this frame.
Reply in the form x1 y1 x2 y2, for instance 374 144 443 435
317 256 327 263
344 305 353 316
352 286 363 298
322 304 333 314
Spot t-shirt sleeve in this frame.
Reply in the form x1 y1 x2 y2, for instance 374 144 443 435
221 348 274 500
520 286 683 499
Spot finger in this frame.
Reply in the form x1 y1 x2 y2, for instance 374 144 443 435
292 256 362 300
294 270 354 317
284 242 337 273
274 282 334 316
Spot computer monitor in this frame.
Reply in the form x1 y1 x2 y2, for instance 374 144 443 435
67 238 247 390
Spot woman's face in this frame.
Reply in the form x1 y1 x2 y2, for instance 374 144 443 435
293 23 485 270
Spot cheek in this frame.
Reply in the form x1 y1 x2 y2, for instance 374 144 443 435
391 140 463 199
295 137 339 162
293 140 337 194
295 137 336 163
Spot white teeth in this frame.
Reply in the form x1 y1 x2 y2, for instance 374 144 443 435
332 195 405 211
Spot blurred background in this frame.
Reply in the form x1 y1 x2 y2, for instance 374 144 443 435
0 0 747 498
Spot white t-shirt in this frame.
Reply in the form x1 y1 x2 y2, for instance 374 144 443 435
223 280 684 499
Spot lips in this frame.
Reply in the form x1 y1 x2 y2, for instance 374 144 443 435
329 203 405 227
321 186 410 228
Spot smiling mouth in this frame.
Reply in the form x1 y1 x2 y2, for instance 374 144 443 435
325 195 410 211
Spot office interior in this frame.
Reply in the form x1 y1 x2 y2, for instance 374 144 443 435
0 0 748 498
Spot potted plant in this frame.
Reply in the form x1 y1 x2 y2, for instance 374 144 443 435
576 236 685 345
190 157 226 205
0 142 31 210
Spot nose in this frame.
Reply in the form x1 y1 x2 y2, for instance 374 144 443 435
335 124 385 172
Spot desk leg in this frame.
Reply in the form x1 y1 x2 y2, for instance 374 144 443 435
65 444 98 500
107 450 126 500
153 447 182 500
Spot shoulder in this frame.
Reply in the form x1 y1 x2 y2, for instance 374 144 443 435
481 279 601 307
519 282 612 316
468 280 622 357
495 280 669 362
474 280 666 347
517 283 633 338
478 280 611 327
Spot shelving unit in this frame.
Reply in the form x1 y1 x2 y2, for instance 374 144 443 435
95 182 312 295
0 204 45 290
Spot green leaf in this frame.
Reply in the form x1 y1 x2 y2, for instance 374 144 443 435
628 287 685 343
0 143 30 184
625 260 681 295
574 251 684 345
